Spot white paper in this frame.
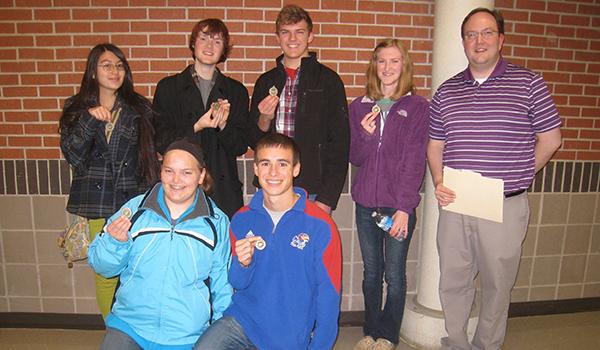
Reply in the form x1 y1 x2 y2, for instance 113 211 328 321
442 166 504 223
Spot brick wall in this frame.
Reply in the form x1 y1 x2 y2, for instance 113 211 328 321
0 0 597 161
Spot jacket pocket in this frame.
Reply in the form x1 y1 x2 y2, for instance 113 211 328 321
300 89 323 115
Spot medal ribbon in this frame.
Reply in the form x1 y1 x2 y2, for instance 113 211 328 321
105 107 122 142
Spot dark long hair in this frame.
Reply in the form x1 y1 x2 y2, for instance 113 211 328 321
59 43 159 185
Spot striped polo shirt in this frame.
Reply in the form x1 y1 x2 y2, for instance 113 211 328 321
430 57 561 193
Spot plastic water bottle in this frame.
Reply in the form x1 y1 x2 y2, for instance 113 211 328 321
372 211 404 241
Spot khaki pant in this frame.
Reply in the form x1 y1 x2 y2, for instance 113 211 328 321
89 218 118 319
437 193 529 350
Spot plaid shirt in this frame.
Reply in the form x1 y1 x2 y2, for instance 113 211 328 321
276 68 300 137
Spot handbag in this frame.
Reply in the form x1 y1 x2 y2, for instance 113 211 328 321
57 216 91 268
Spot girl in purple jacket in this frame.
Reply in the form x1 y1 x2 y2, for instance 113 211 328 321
349 39 429 350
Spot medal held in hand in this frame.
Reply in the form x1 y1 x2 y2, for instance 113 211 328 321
245 230 267 250
371 104 381 114
255 238 266 250
269 85 278 97
121 207 132 219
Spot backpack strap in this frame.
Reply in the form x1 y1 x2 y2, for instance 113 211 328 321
202 198 218 322
129 208 146 226
202 198 218 250
127 188 153 226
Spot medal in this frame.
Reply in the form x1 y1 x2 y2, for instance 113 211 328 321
255 238 266 250
269 86 278 96
105 107 121 142
211 101 220 111
371 105 381 114
121 207 132 219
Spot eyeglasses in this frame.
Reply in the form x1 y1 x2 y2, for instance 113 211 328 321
464 30 498 41
98 63 125 72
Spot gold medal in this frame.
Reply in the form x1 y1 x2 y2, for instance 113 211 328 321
269 86 278 96
372 105 381 114
211 101 220 111
105 107 121 142
121 207 132 219
255 238 266 250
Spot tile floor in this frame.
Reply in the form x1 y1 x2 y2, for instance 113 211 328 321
1 311 599 349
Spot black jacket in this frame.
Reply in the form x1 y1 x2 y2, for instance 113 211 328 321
152 65 249 217
61 97 150 219
248 53 349 210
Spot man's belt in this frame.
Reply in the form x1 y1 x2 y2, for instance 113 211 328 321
505 189 526 198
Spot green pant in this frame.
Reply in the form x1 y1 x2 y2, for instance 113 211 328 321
89 218 119 319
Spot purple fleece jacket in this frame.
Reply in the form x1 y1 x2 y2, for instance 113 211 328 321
349 94 429 214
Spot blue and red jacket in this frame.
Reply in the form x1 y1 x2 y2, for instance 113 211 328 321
225 187 342 350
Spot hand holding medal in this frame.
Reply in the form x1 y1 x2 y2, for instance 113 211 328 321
105 212 132 242
235 232 267 267
359 104 380 135
193 99 230 132
258 86 280 120
210 99 230 130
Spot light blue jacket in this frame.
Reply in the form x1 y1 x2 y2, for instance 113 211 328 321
88 183 232 347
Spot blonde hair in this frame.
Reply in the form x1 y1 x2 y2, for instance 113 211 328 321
365 38 415 101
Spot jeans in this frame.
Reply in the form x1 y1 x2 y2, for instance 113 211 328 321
194 316 257 350
100 327 142 350
355 203 416 345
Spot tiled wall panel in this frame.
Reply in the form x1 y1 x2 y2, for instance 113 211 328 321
0 160 599 314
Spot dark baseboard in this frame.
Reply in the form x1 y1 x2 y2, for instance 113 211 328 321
508 297 600 317
1 297 600 329
339 310 363 327
0 312 105 330
340 297 600 327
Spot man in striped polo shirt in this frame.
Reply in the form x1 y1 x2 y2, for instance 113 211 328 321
427 8 562 350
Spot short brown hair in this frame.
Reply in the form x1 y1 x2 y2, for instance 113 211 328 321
189 18 231 64
461 8 504 38
275 5 313 33
254 133 301 166
365 38 415 101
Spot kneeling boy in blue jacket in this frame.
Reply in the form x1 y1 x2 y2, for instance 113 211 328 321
195 133 342 350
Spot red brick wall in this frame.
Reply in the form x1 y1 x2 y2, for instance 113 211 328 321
0 0 598 160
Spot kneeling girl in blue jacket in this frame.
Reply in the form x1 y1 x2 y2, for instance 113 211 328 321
89 138 233 350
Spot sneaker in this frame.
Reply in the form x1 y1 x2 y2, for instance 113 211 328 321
354 335 376 350
372 338 396 350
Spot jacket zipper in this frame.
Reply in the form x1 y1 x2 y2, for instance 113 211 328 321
374 108 384 205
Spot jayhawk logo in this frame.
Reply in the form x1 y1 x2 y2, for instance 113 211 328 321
290 233 310 250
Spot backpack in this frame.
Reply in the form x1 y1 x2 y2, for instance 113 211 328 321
57 216 90 268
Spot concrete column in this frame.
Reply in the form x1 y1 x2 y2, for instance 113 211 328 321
400 1 494 349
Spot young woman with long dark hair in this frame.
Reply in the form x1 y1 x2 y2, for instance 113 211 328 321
60 43 159 318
